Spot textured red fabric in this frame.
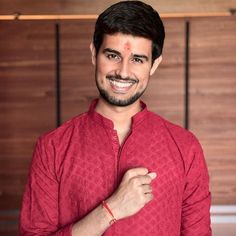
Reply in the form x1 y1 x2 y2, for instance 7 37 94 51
19 99 211 235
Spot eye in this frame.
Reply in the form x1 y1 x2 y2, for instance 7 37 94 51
106 53 120 61
132 57 144 64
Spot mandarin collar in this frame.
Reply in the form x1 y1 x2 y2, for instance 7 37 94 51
88 99 148 130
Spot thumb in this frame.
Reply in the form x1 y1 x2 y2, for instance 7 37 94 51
124 167 149 180
147 172 157 180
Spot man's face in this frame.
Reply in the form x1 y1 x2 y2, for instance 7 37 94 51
91 33 161 107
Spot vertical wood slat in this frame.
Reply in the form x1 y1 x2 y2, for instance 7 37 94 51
55 23 61 127
184 21 190 129
0 21 56 234
189 16 236 204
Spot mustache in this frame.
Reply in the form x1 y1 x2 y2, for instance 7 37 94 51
106 74 138 84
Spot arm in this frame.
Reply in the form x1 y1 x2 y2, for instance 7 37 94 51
72 168 157 235
181 137 212 236
20 137 156 235
20 137 71 235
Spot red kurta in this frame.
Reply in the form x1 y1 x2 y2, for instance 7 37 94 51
20 100 211 235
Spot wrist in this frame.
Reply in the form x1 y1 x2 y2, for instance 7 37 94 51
105 197 122 221
101 201 117 225
72 204 111 236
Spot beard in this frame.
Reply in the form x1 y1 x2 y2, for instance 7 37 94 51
95 74 146 107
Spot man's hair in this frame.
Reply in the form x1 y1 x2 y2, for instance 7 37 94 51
93 0 165 62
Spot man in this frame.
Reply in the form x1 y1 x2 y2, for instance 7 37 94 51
20 1 211 235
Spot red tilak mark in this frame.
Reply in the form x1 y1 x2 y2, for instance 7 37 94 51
124 42 131 51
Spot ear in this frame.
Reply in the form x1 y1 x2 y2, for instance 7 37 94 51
90 42 96 66
150 55 162 76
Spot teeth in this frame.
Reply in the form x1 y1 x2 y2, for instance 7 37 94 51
110 80 133 88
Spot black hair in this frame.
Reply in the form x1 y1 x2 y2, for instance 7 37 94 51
93 0 165 62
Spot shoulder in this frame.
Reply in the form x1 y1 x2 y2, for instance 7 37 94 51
147 111 206 175
38 112 89 145
31 112 90 171
147 111 202 154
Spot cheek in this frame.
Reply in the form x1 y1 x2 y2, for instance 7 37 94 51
97 60 115 77
135 67 151 81
135 70 151 89
139 77 150 88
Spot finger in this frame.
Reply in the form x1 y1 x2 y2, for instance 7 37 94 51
144 192 154 203
142 184 152 194
133 175 153 185
134 172 157 185
124 167 149 180
147 172 157 180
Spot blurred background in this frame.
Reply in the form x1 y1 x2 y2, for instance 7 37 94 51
0 0 236 235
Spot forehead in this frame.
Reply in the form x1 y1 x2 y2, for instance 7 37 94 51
100 33 152 55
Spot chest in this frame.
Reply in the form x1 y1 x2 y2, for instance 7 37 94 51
58 126 185 221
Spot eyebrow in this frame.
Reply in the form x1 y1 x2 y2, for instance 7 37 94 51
102 48 149 62
102 48 121 57
133 54 149 62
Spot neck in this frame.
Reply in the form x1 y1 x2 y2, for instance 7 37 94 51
95 98 142 144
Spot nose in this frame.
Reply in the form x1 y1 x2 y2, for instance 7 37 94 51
116 60 130 78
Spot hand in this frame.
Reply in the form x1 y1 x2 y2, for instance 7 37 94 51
106 167 157 220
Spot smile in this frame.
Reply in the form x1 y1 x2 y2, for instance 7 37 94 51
110 80 134 88
108 78 136 93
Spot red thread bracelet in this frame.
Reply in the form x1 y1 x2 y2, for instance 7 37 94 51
102 201 117 225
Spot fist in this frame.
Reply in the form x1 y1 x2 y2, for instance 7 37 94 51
106 167 157 220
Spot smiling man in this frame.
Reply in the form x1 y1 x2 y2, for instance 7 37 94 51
20 1 211 235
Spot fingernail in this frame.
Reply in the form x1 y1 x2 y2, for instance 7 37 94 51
148 172 157 179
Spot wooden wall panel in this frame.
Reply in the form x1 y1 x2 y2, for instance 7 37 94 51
0 210 18 236
0 21 56 234
144 18 185 126
0 15 235 235
0 0 235 15
189 16 236 204
60 20 98 122
60 19 185 126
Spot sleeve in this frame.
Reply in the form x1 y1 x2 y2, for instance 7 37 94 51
181 136 212 236
19 136 73 235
